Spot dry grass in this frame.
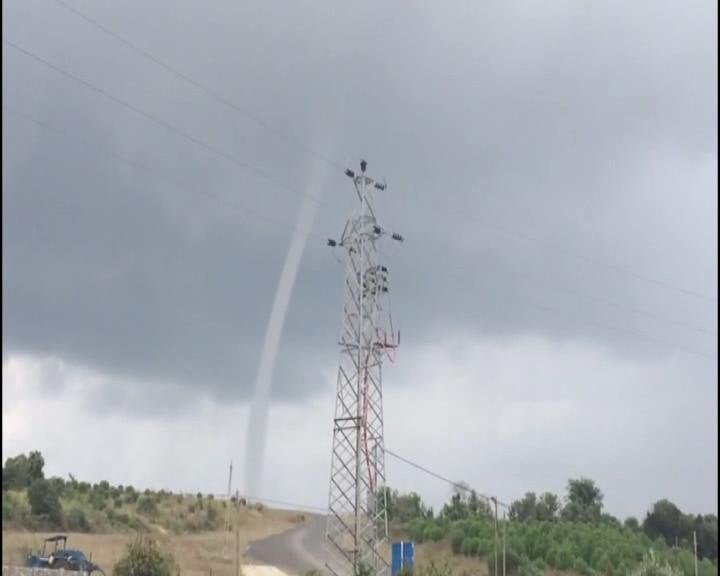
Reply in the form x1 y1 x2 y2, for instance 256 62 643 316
388 527 487 576
414 540 488 576
2 508 298 576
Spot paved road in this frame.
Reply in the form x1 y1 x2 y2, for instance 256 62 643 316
246 514 329 575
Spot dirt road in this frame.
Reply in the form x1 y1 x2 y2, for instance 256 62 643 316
246 514 328 575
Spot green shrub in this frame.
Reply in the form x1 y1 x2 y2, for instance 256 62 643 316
2 491 30 523
108 510 131 527
113 535 177 576
89 490 107 510
27 478 63 525
478 538 495 558
631 551 682 576
422 524 445 542
488 549 522 576
450 528 465 554
354 562 373 576
65 507 90 532
572 557 592 576
554 543 575 571
461 537 481 556
518 563 543 576
406 519 427 542
137 495 159 517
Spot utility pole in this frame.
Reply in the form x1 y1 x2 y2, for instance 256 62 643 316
236 523 240 576
492 497 499 576
502 510 507 576
325 160 403 576
693 531 698 576
223 461 233 558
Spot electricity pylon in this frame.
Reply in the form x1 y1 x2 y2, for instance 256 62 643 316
325 160 402 576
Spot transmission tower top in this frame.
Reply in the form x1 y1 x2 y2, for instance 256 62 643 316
327 160 403 249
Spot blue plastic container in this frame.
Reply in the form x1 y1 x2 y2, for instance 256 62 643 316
391 541 415 576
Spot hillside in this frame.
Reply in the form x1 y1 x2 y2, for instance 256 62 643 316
2 451 303 576
2 451 306 535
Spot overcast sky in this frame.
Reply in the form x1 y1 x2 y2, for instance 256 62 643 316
2 0 717 520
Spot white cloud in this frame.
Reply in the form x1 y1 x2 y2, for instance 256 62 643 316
2 336 717 520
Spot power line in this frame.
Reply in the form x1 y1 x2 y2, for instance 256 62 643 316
3 105 324 241
7 105 713 359
407 249 716 338
199 492 328 514
4 47 715 351
3 39 341 216
6 35 714 308
49 0 346 174
523 298 716 360
441 209 717 304
395 262 717 361
3 106 715 360
384 448 510 509
14 6 717 306
241 494 328 514
486 259 716 337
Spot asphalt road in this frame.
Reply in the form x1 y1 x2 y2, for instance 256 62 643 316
246 514 329 575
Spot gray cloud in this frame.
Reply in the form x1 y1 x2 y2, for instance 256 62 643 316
2 0 716 417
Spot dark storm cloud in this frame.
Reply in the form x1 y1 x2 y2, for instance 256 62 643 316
2 0 716 410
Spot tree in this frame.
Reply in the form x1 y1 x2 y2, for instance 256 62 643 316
27 478 62 524
113 536 177 576
692 514 718 561
467 491 493 519
601 512 621 529
3 451 45 490
441 485 471 521
383 487 426 523
27 452 45 483
561 478 603 522
624 516 640 531
510 492 538 522
536 492 559 521
643 500 684 545
47 477 66 497
3 454 28 490
510 492 559 522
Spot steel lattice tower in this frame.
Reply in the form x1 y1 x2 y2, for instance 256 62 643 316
325 160 402 576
